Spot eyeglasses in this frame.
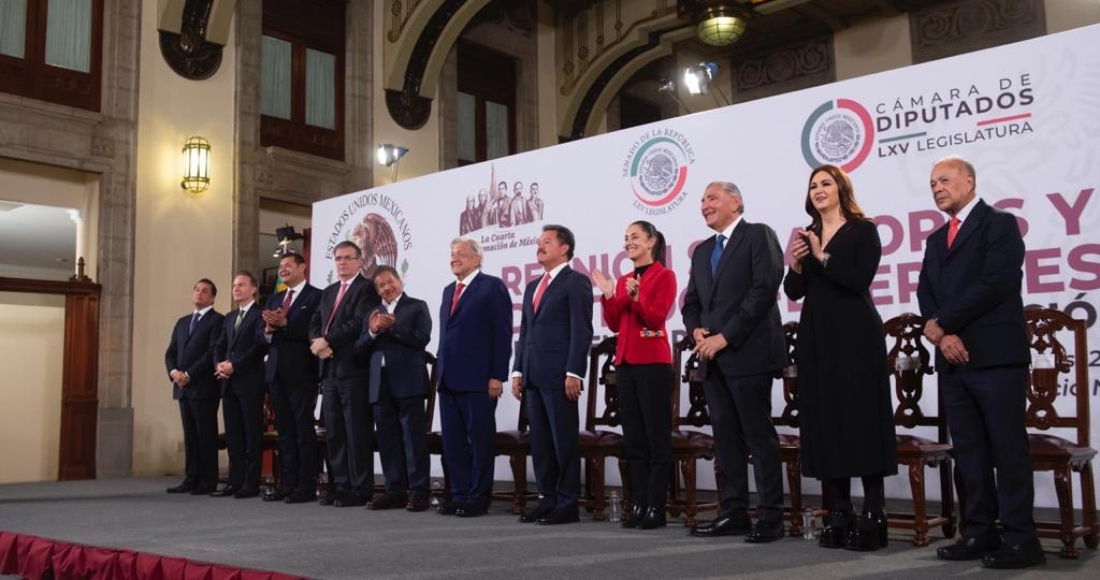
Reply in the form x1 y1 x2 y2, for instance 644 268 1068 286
333 255 360 262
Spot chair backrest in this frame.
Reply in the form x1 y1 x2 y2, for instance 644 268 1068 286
1023 307 1090 446
672 336 711 429
585 335 620 431
776 321 800 428
883 313 943 437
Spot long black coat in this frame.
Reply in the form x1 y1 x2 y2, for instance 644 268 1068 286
783 219 897 479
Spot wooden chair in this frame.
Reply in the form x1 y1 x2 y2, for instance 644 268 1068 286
774 321 804 537
1020 307 1097 558
667 337 720 527
491 390 536 514
667 328 804 532
883 313 955 546
578 335 626 520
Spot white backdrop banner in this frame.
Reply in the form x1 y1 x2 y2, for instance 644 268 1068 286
313 25 1100 507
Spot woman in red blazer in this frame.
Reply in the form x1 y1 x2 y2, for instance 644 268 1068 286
592 220 676 530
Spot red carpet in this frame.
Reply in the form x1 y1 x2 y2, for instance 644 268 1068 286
0 531 305 580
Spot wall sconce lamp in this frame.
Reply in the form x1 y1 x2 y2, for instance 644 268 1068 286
181 136 211 193
683 62 730 107
376 143 409 182
273 225 303 258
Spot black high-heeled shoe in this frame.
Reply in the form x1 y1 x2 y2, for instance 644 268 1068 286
622 505 645 528
845 511 888 551
819 510 852 549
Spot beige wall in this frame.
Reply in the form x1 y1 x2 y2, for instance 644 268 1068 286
130 5 237 475
374 2 441 185
0 292 64 483
1046 0 1100 32
834 14 912 82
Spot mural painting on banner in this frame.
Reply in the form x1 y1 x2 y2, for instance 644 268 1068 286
312 25 1100 508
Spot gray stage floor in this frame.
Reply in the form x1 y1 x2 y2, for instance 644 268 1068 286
0 477 1095 579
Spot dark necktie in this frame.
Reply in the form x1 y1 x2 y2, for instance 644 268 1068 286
323 281 349 334
281 289 294 310
234 309 245 330
189 312 200 335
710 234 726 275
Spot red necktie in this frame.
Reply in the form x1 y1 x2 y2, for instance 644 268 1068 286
947 216 960 249
533 273 551 312
450 282 465 314
281 289 294 310
323 281 348 334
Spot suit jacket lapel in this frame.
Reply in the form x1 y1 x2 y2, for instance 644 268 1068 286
947 199 986 256
533 266 570 320
710 220 745 292
449 274 481 320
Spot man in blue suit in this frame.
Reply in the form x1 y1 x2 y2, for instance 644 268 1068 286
512 225 593 525
682 181 787 543
918 155 1042 569
212 271 267 498
310 240 381 507
165 278 224 495
261 253 323 504
437 237 512 517
355 265 433 512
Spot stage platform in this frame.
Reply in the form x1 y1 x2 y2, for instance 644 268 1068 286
0 477 1095 579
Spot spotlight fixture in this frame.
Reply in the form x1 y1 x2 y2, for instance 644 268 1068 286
657 78 693 115
181 136 211 193
679 1 752 47
376 143 409 182
683 62 731 107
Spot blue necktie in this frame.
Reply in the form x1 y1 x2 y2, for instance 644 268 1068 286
188 312 200 335
710 234 726 275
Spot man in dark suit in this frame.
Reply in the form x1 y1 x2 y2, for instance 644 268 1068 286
165 278 224 495
512 225 593 525
211 271 267 498
437 236 512 517
261 252 323 504
355 265 433 512
682 181 787 543
309 240 380 507
918 155 1042 569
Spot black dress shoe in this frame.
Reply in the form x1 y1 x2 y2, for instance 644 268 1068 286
819 510 852 549
437 501 461 515
937 532 1002 561
845 511 888 551
406 491 431 512
334 492 369 507
318 492 338 506
367 492 408 510
190 484 216 495
537 510 580 525
638 507 667 530
166 482 195 494
285 490 316 504
263 487 290 502
233 488 260 499
690 515 753 537
981 539 1046 569
456 504 489 518
209 486 238 497
519 506 552 523
622 505 645 529
744 520 785 543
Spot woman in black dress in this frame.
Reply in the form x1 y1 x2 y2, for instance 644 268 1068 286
783 164 897 551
